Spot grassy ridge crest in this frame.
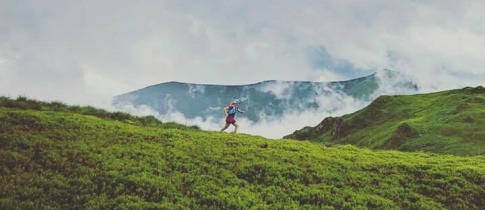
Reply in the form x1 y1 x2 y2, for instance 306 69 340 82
1 96 485 209
0 96 199 130
285 86 485 155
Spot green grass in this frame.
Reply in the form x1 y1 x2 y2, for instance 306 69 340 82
1 96 485 209
285 86 485 156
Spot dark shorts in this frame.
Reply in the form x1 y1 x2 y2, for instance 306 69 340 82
226 116 236 124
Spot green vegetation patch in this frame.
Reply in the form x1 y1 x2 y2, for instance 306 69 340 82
285 86 485 156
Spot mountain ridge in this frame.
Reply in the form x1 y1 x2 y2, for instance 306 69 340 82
122 71 380 91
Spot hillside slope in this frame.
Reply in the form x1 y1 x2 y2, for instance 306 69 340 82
1 97 485 209
284 86 485 156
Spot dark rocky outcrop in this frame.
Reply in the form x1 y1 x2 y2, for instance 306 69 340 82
284 116 347 140
463 86 485 94
380 123 418 150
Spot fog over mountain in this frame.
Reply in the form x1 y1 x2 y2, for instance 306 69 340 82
1 1 484 139
114 70 417 138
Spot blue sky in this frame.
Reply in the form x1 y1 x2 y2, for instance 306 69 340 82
1 0 484 106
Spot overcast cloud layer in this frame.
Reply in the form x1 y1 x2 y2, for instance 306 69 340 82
1 1 484 137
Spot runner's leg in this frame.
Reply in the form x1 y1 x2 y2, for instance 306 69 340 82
220 122 230 132
233 122 239 133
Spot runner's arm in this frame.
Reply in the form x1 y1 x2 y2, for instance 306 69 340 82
223 106 229 116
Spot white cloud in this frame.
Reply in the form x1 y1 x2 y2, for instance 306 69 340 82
260 81 293 99
187 84 206 97
309 68 351 82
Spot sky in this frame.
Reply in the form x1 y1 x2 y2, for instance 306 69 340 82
1 1 485 137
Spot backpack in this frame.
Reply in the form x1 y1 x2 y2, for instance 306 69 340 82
227 106 237 115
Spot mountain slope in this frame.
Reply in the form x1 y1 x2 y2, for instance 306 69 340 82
284 86 485 156
1 97 485 209
112 70 417 122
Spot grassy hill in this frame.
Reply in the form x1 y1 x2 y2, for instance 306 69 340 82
1 96 485 209
284 86 485 156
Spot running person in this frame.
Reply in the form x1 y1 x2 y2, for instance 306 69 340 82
220 99 244 133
